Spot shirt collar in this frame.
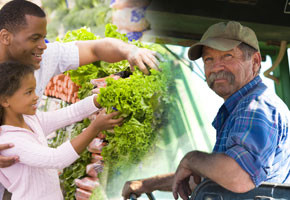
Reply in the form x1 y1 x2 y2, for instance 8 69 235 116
212 75 262 130
224 75 262 114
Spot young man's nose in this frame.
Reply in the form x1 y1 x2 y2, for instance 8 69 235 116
38 39 47 50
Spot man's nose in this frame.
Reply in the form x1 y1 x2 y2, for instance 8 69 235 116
211 59 225 73
38 39 47 50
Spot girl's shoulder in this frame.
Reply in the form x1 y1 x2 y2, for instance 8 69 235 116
0 125 36 140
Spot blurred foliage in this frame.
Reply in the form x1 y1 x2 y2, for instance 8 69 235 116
42 0 112 41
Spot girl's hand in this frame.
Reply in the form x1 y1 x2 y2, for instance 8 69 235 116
91 109 123 132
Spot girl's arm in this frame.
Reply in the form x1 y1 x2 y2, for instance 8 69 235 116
0 110 122 169
0 135 79 169
37 95 100 137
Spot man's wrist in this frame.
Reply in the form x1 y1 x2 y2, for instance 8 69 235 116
141 179 153 193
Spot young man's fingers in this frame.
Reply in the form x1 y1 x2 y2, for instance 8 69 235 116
0 143 14 150
156 52 165 62
143 55 158 71
135 60 149 75
0 156 19 168
149 54 160 69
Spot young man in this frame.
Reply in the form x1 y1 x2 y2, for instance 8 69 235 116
0 0 160 198
122 21 290 200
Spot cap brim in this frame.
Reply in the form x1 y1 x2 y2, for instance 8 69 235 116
188 38 242 60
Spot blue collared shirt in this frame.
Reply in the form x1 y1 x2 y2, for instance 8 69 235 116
212 75 289 186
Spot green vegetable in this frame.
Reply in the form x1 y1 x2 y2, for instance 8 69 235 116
97 62 173 174
49 24 175 199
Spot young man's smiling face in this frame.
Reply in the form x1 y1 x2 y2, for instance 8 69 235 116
6 15 47 70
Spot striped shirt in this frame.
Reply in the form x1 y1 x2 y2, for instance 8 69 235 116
212 75 290 186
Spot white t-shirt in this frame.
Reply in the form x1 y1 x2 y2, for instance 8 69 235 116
35 41 79 98
0 41 80 199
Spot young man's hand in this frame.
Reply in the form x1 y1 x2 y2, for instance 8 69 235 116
127 46 160 75
0 143 19 168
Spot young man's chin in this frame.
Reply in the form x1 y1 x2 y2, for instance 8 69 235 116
32 63 41 70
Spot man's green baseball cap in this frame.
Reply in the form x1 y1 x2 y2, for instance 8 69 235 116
188 21 260 61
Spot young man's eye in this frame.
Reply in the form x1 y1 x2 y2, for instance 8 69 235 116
31 37 39 42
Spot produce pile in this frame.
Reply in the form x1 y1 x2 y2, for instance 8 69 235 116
44 74 80 103
48 24 174 199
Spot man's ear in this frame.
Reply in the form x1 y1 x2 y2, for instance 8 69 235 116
252 52 262 76
0 29 12 46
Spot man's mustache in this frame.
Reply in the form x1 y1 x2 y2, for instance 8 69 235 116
207 71 235 88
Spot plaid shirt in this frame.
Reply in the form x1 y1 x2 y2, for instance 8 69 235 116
212 75 290 186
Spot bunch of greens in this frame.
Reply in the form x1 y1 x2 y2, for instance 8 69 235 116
97 62 173 173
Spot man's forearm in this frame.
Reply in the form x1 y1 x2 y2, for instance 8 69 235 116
182 151 255 193
76 38 134 66
93 38 134 63
142 173 175 192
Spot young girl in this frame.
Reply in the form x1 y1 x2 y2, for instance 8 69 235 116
0 61 122 200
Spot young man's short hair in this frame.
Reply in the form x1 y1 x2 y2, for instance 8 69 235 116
0 0 46 33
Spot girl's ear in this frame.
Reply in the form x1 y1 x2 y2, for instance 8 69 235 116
0 29 12 46
0 98 9 108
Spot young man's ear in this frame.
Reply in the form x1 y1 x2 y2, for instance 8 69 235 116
252 52 262 76
0 29 12 46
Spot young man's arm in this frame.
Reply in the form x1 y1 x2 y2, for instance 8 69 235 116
76 38 160 75
0 144 19 168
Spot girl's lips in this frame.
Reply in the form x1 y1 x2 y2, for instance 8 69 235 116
32 104 37 110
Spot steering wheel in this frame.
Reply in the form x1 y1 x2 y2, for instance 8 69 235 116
130 193 156 200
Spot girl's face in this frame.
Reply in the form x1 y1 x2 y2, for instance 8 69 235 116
6 73 39 115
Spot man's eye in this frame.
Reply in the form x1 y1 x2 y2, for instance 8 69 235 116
204 57 213 63
224 54 233 59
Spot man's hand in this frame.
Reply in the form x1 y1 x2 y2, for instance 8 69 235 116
0 143 19 168
172 158 201 200
122 180 145 200
127 46 160 75
77 38 163 75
